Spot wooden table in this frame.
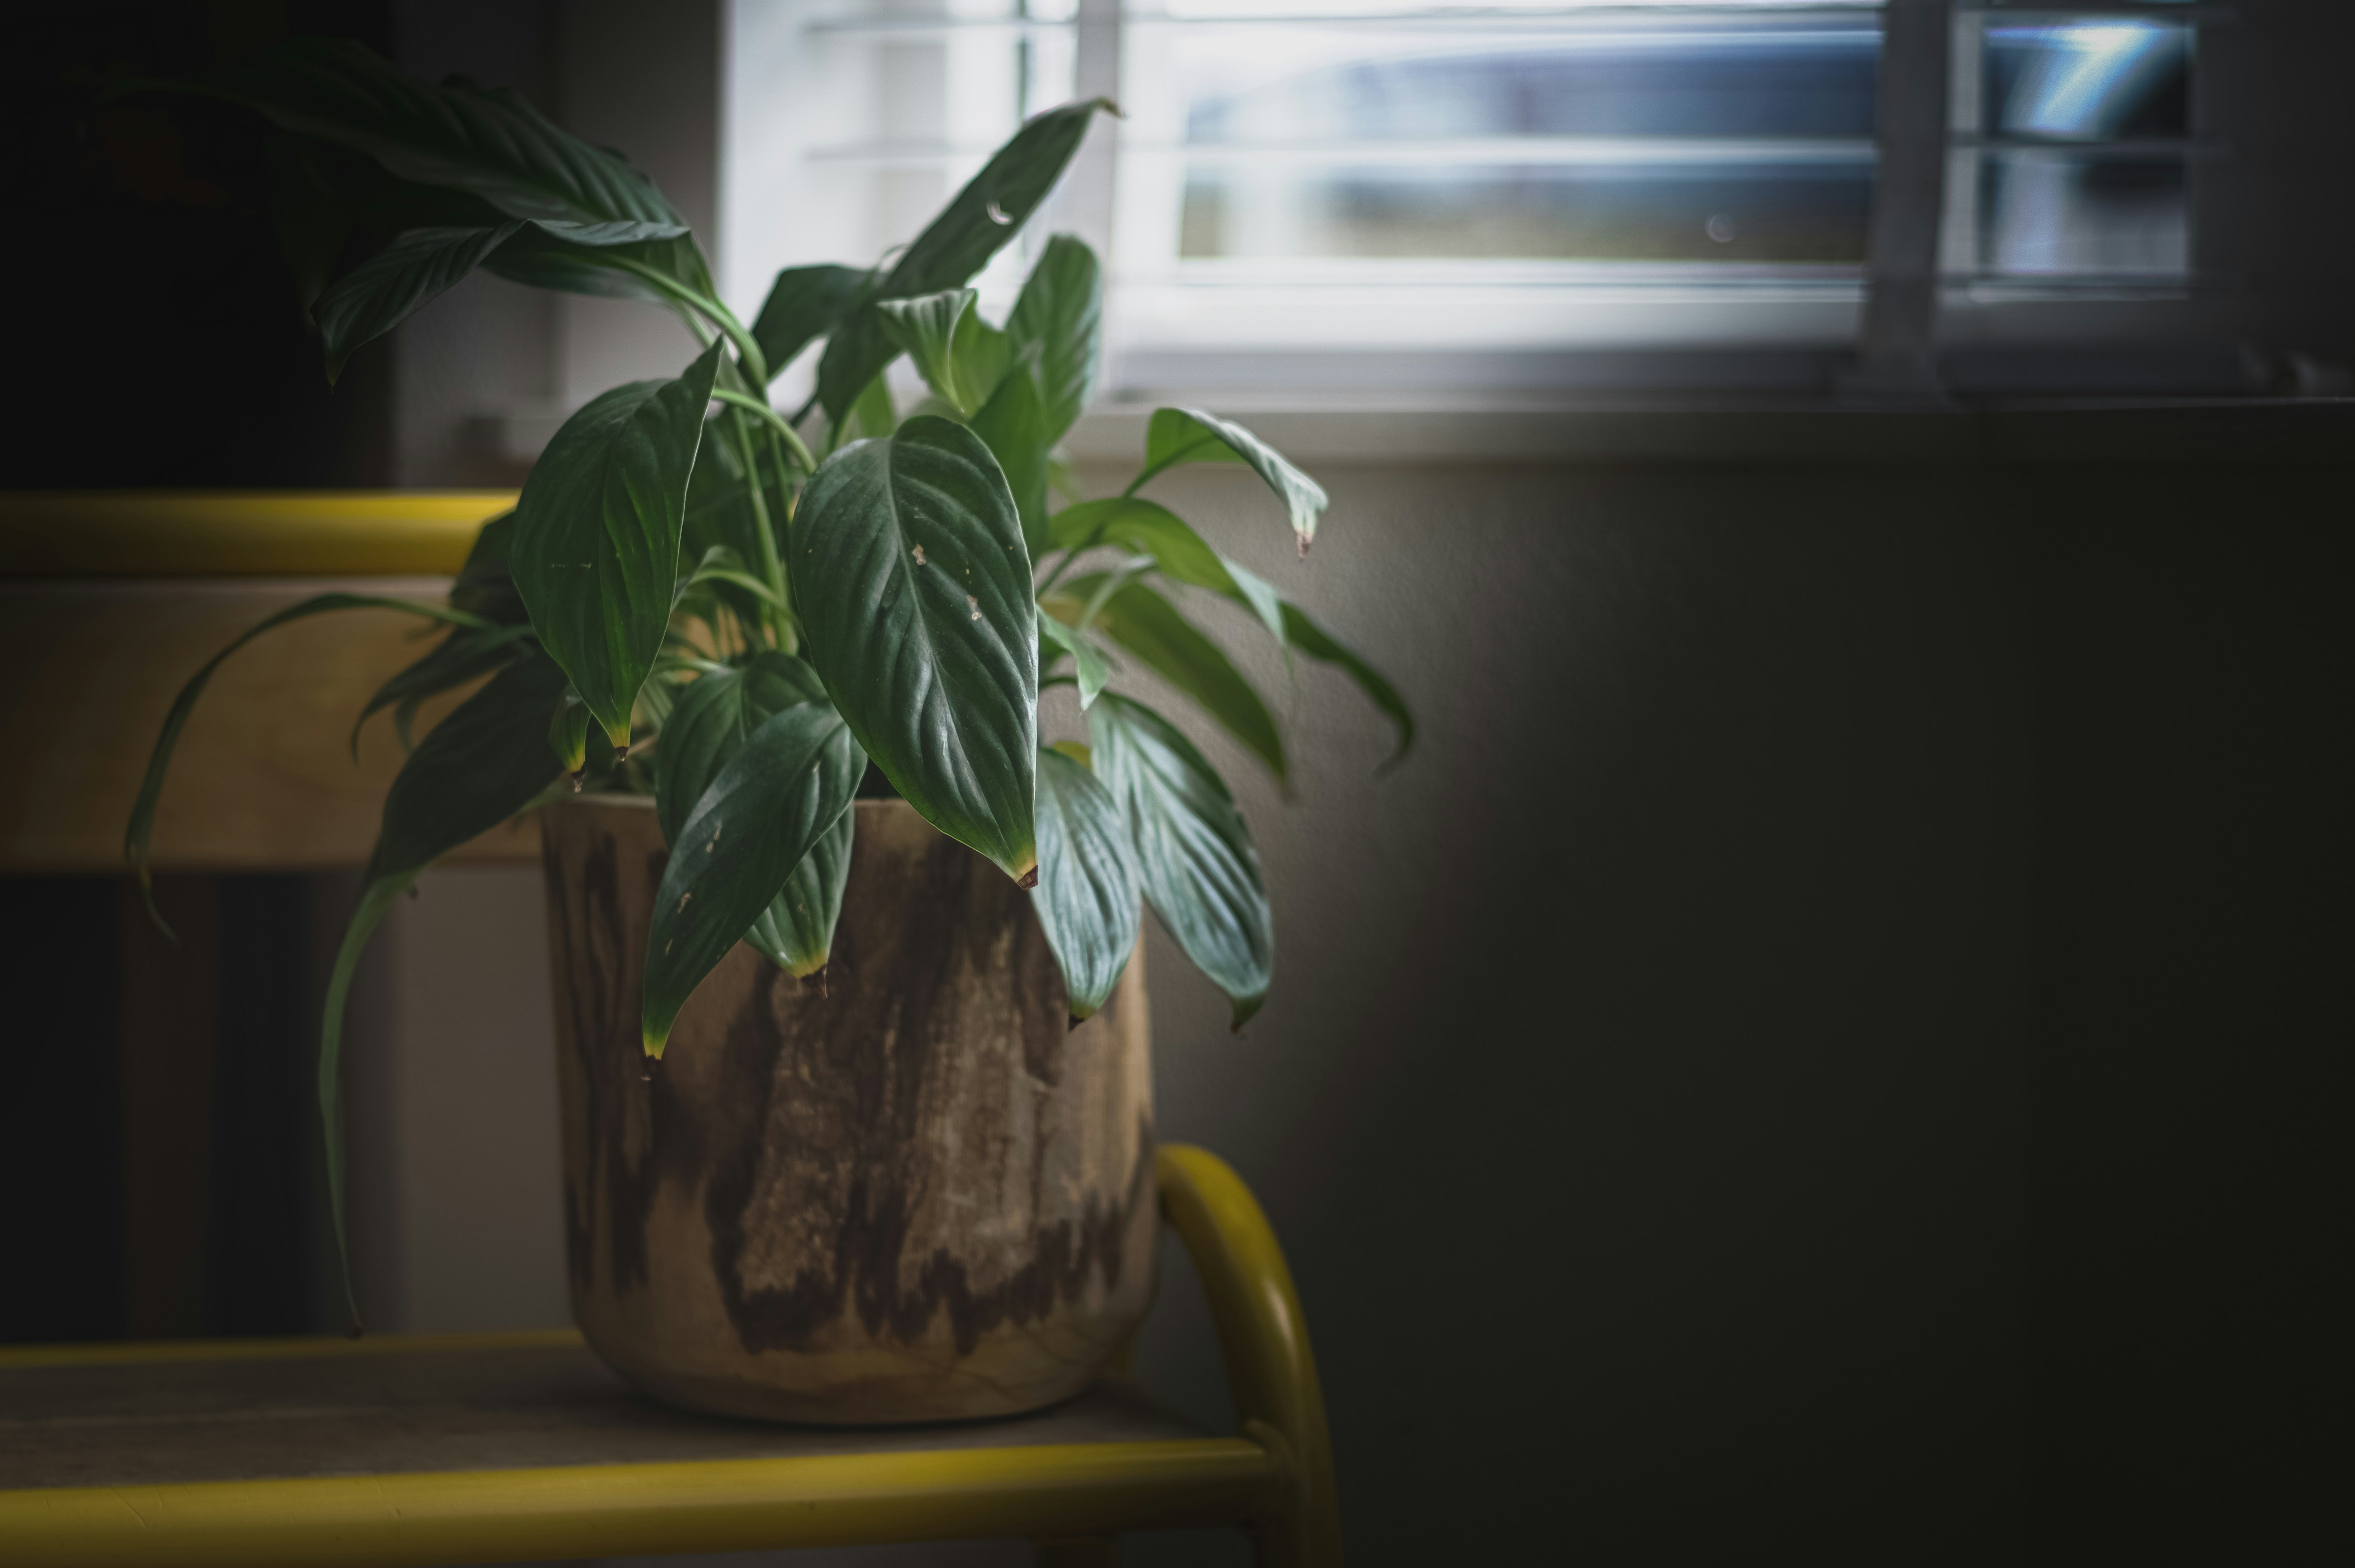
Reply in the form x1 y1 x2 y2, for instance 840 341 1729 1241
0 1146 1338 1566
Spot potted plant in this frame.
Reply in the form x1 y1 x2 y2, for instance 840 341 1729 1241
122 39 1409 1422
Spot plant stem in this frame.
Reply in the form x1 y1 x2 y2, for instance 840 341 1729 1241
727 410 796 654
713 389 816 473
600 255 769 384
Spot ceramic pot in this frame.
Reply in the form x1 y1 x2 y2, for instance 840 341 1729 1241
538 795 1156 1424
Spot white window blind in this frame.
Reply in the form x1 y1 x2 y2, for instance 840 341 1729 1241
722 0 2230 404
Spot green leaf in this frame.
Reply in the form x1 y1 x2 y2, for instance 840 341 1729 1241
1133 408 1329 557
1055 576 1285 784
144 37 685 228
512 337 726 750
1088 693 1273 1029
970 351 1052 553
951 305 1014 412
1037 607 1111 708
349 621 535 757
450 510 528 624
318 651 571 1325
745 808 855 979
483 229 707 306
652 653 852 979
1032 746 1141 1021
816 98 1115 426
1283 602 1415 768
876 290 978 412
796 415 1038 882
847 372 897 444
313 222 519 382
641 701 865 1055
681 418 791 628
751 263 870 383
652 653 828 846
548 688 589 773
1045 499 1408 761
1005 235 1102 444
124 592 494 930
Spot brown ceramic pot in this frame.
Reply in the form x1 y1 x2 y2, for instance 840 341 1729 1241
538 795 1157 1424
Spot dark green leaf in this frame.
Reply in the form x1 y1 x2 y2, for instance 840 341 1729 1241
796 416 1038 881
313 222 520 382
970 351 1052 553
124 592 494 929
1032 746 1141 1021
350 621 534 757
1134 408 1329 557
1037 608 1111 709
681 418 791 628
142 37 684 227
1087 693 1273 1029
816 98 1115 426
642 701 864 1054
1047 496 1284 647
512 337 727 750
653 653 848 980
751 264 869 383
847 372 897 444
548 688 589 772
450 510 528 624
483 228 709 307
318 651 571 1325
365 653 571 883
745 808 855 978
1056 576 1285 783
652 653 828 845
1005 235 1102 444
1282 602 1414 768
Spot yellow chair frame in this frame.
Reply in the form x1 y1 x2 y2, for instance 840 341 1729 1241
0 1145 1338 1567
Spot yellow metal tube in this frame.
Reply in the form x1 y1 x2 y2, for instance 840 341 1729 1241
0 492 515 577
0 1440 1276 1567
1155 1144 1343 1567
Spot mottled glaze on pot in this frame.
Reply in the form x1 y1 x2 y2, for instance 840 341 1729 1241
540 796 1156 1424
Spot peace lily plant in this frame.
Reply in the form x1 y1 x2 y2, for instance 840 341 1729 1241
120 40 1411 1300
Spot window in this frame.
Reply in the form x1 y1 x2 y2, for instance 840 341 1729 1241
721 1 2231 404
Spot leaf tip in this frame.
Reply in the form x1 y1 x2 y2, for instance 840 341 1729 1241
641 1028 669 1062
1013 861 1039 890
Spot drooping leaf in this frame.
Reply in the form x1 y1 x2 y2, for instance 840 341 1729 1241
313 222 520 381
795 416 1038 882
816 98 1115 426
512 337 726 750
751 263 870 383
653 653 852 979
877 290 978 411
1088 693 1274 1029
548 688 590 772
135 37 685 228
1037 608 1111 709
1132 408 1329 557
745 807 856 978
1005 234 1102 444
317 651 571 1325
350 621 535 756
1047 496 1284 647
1055 576 1285 783
1045 499 1407 759
450 509 528 624
970 351 1052 552
124 592 495 929
1032 746 1141 1021
1282 602 1415 768
641 700 865 1055
483 228 709 306
652 653 829 845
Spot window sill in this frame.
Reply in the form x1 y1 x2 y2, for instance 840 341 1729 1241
1063 395 2355 468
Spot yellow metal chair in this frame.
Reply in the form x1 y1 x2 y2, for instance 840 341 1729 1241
0 1145 1337 1567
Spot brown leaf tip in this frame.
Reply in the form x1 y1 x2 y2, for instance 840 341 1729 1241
1015 866 1039 889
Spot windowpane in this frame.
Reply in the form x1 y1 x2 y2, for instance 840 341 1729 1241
1178 160 1875 265
1983 22 2191 141
1977 150 2188 277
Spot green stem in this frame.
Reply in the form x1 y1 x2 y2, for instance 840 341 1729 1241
714 389 815 473
727 411 795 653
1034 517 1114 600
601 255 768 383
